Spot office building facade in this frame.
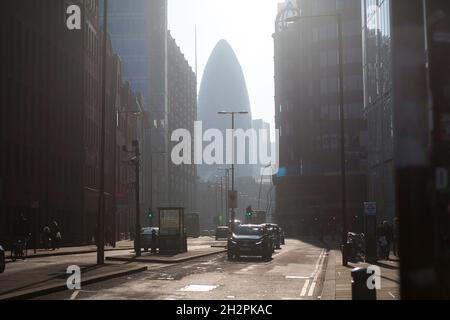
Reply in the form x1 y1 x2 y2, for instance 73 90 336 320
167 33 197 212
361 0 395 223
274 0 368 236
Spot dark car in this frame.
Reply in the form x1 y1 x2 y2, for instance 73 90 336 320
261 223 282 250
215 226 229 240
227 224 273 261
0 245 5 273
138 227 159 252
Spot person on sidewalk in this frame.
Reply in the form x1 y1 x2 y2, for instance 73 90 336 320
50 220 61 250
384 221 394 260
377 222 388 260
41 226 51 250
151 229 158 254
393 217 400 257
14 213 30 243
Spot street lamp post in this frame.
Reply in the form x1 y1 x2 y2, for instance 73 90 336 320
218 168 231 226
286 13 347 266
97 0 108 265
218 111 249 232
123 141 141 257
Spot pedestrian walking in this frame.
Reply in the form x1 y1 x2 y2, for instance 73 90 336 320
41 226 51 250
151 229 158 254
393 217 400 257
50 220 61 250
377 222 388 260
384 221 394 260
14 213 30 243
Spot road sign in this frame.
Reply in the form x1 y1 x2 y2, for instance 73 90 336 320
229 191 238 209
364 202 377 216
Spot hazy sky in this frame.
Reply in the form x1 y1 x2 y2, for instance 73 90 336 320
168 0 281 135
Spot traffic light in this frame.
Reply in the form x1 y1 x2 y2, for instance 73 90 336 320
245 206 253 218
147 210 154 220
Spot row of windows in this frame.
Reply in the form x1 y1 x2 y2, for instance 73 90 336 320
362 0 392 107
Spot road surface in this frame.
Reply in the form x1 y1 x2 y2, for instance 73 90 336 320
35 239 329 300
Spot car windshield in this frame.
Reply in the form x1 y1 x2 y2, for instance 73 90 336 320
234 226 263 236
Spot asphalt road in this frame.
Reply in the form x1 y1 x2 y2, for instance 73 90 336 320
35 239 329 300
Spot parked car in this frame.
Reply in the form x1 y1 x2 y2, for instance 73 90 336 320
215 226 229 240
138 227 159 252
261 223 282 250
227 224 273 261
0 245 5 273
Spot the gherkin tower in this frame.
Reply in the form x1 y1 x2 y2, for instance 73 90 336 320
198 40 253 182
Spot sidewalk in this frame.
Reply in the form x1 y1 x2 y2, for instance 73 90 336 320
321 248 400 300
0 262 147 300
106 246 226 264
4 240 134 260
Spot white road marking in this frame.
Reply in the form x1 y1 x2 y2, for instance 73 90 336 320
308 282 317 297
308 250 327 297
300 280 310 296
179 285 218 292
388 292 396 299
239 265 257 273
69 290 80 300
286 276 310 279
298 249 327 298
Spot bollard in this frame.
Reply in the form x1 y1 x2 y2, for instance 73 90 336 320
0 245 5 273
351 267 377 300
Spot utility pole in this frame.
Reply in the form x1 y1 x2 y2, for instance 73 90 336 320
133 140 141 257
220 176 224 225
122 140 141 256
97 0 108 265
337 14 348 267
218 168 230 226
